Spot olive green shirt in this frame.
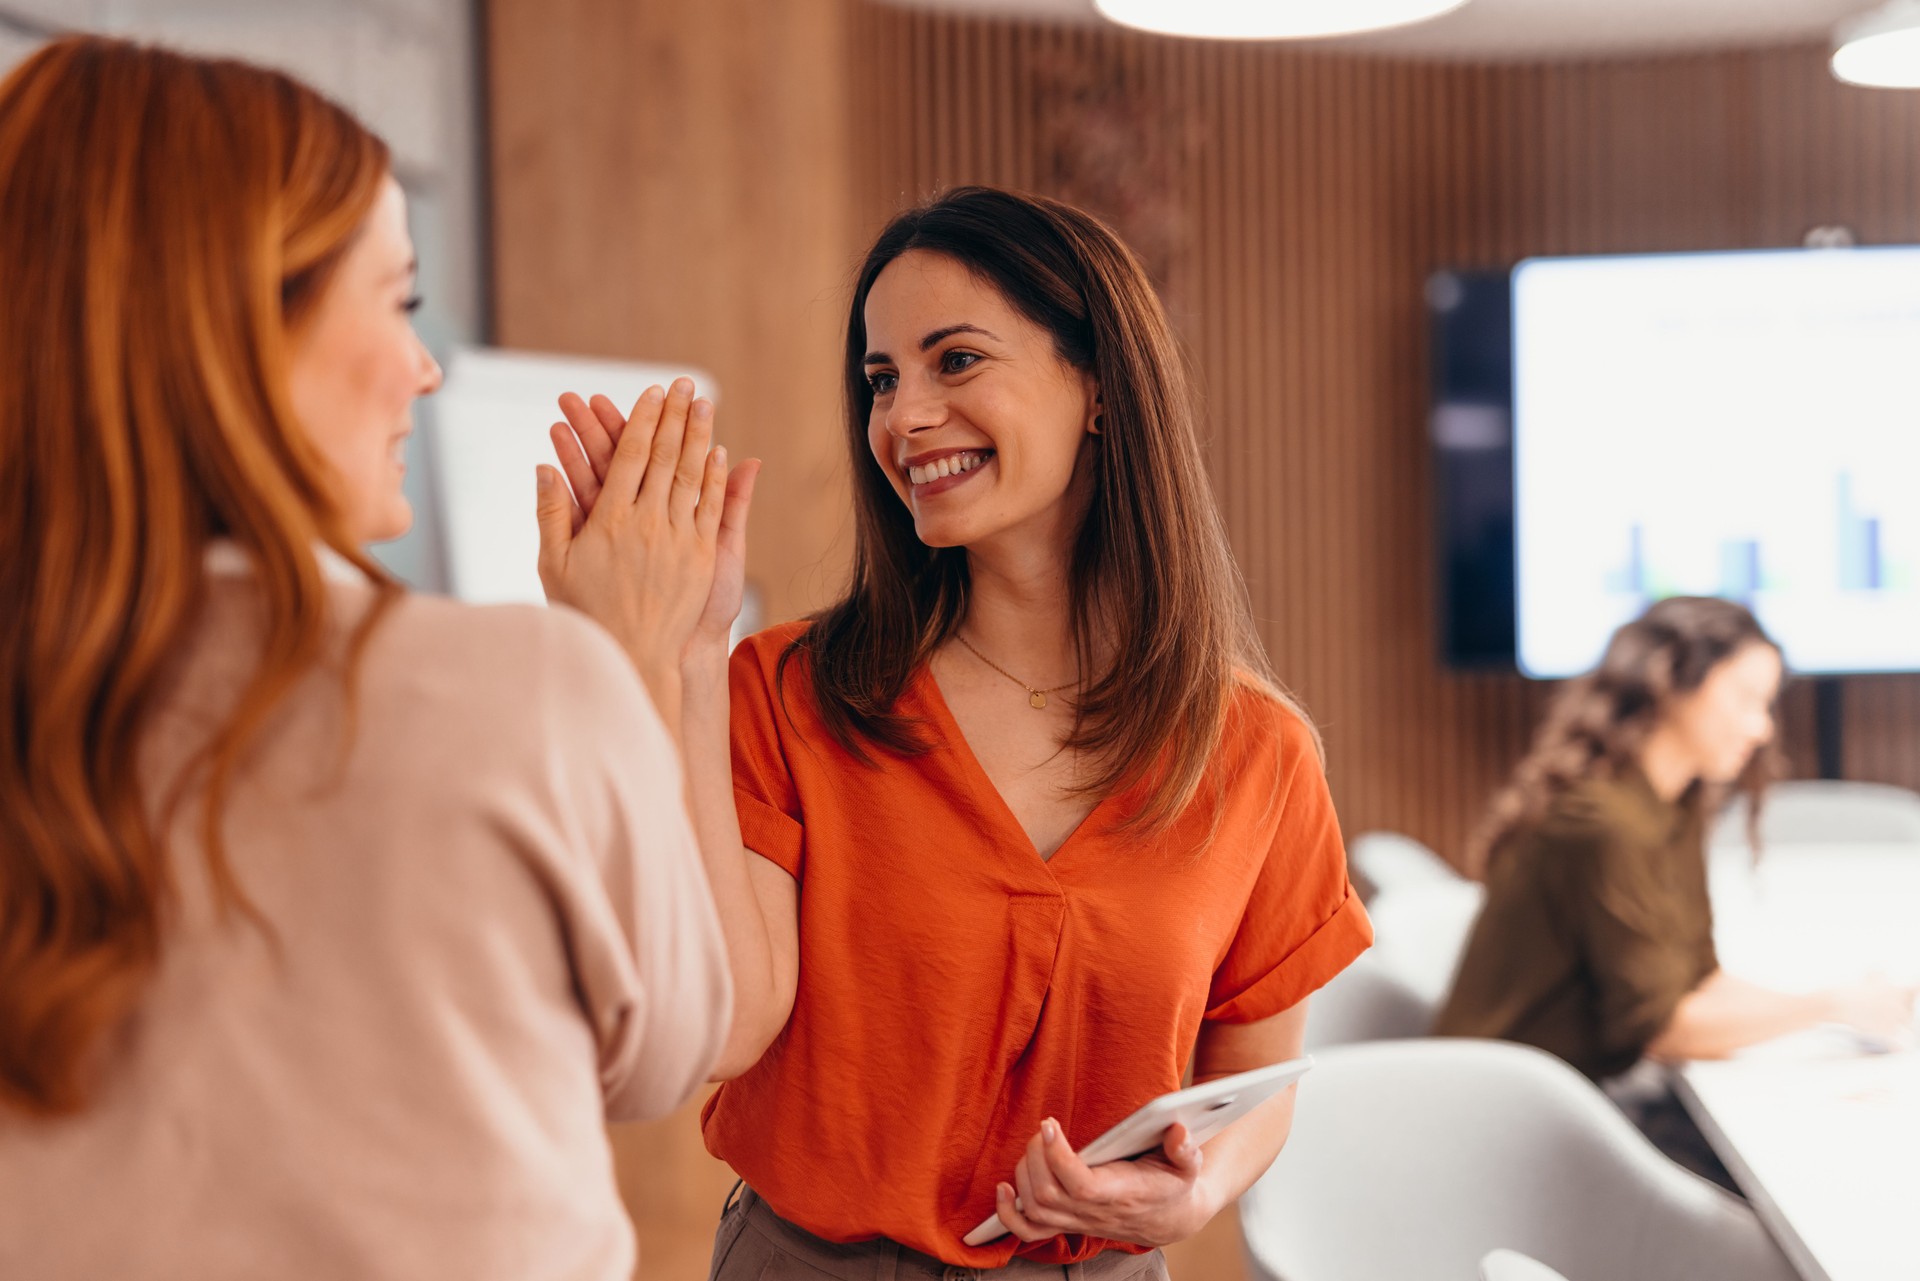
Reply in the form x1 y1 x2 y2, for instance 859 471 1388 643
1434 767 1717 1081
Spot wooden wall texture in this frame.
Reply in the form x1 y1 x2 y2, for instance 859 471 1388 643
846 13 1920 869
487 4 1920 1276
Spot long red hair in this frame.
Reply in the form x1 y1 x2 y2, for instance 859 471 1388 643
0 36 396 1116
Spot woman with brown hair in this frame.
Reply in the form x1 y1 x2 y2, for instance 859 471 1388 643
546 186 1372 1279
0 36 740 1279
1436 597 1915 1170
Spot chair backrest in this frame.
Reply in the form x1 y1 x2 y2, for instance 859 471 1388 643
1302 950 1433 1050
1480 1249 1573 1281
1239 1040 1797 1281
1348 830 1459 898
1361 876 1485 1011
1711 779 1920 851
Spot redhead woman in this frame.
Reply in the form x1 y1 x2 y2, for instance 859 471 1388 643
547 187 1372 1280
0 37 740 1280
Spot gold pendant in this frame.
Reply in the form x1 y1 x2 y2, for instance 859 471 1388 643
1029 691 1048 710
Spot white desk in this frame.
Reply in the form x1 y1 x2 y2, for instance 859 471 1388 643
1671 844 1920 1281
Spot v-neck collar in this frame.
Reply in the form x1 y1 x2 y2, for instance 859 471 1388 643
912 663 1116 869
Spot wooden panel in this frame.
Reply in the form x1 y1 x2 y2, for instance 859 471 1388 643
487 0 858 627
843 12 1920 864
489 7 1920 1276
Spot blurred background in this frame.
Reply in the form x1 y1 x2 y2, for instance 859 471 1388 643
6 1 1919 1276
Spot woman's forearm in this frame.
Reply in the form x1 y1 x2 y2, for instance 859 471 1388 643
1187 1085 1298 1224
1180 1003 1311 1232
1646 970 1830 1062
678 643 787 1077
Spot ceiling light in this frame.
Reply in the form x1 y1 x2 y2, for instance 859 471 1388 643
1833 1 1920 88
1093 0 1470 41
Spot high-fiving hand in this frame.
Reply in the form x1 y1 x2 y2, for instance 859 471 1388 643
534 378 759 713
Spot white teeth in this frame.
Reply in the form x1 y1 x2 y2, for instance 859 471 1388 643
908 451 990 486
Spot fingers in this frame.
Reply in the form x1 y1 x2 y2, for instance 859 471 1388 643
716 457 761 556
695 447 729 542
995 1181 1053 1244
670 398 715 524
589 394 626 453
600 385 667 505
559 392 617 483
638 377 697 508
533 465 575 597
1016 1127 1073 1230
1160 1122 1204 1177
1038 1117 1100 1201
550 421 599 528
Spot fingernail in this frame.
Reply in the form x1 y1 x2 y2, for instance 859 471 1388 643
713 446 728 466
536 467 552 493
674 376 694 395
1042 1119 1058 1144
693 399 714 420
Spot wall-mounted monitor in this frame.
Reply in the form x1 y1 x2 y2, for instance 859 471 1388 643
1513 247 1920 678
1432 246 1920 679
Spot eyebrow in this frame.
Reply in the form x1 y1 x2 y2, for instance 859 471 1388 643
863 322 1003 366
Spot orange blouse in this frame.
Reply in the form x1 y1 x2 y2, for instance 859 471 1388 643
702 622 1371 1267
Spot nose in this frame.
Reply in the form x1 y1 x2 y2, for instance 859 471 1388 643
884 370 945 438
417 336 444 396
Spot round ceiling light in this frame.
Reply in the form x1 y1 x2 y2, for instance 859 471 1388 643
1093 0 1471 41
1833 1 1920 88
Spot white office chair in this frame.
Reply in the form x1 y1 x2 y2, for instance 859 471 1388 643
1302 950 1433 1050
1479 1250 1572 1281
1344 830 1482 1023
1711 779 1920 851
1239 1040 1797 1281
1348 830 1459 898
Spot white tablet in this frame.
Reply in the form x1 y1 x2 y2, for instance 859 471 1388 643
961 1056 1313 1247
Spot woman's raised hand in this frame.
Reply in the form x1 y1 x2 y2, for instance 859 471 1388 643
546 384 759 658
534 378 729 705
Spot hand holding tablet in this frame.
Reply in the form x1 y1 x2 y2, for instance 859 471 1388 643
963 1057 1313 1247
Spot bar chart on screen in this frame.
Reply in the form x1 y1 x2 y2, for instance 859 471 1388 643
1512 246 1920 677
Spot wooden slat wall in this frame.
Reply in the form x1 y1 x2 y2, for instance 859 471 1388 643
845 10 1920 864
488 9 1920 1277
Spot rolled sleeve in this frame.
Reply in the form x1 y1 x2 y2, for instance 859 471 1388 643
1206 710 1373 1024
729 636 806 878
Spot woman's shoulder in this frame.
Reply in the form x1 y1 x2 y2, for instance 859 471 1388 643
729 618 815 681
1222 676 1321 772
359 589 653 727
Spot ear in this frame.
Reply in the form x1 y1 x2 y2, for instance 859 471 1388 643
1085 383 1104 436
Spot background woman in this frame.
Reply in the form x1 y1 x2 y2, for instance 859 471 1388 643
0 37 733 1280
545 186 1371 1279
1436 597 1915 1177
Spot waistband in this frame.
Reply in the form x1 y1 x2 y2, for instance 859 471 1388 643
731 1183 1164 1281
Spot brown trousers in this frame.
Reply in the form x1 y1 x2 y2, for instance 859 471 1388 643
707 1184 1173 1281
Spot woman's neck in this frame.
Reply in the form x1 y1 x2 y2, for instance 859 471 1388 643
1636 727 1700 802
959 539 1079 686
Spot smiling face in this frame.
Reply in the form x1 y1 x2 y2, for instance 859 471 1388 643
285 176 443 544
861 249 1101 553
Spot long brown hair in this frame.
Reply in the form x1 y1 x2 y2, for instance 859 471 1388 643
0 37 396 1116
1469 596 1786 875
788 186 1312 831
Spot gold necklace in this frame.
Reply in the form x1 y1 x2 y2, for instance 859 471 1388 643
953 633 1079 710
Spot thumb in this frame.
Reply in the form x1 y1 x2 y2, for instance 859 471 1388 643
535 465 575 594
1163 1122 1203 1176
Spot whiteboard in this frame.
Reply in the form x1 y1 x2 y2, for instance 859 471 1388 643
431 347 718 605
